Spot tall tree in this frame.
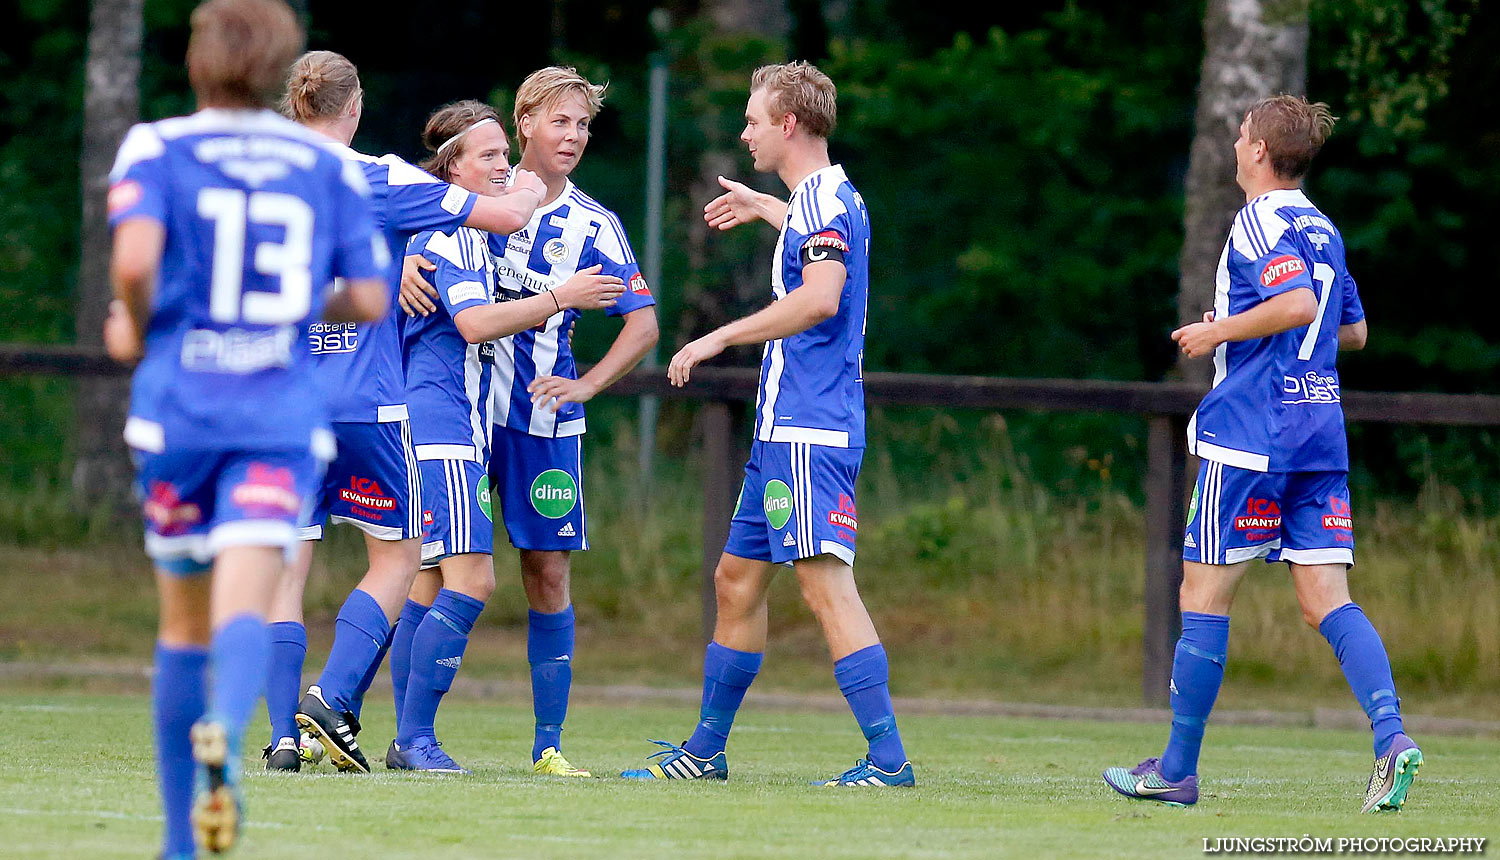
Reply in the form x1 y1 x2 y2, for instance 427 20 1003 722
1176 0 1307 385
74 0 144 502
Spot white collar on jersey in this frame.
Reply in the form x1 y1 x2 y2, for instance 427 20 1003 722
790 163 848 198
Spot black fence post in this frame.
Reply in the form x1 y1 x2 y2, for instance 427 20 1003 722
699 401 737 642
1143 414 1188 707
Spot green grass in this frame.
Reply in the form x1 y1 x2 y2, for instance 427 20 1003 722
0 689 1492 859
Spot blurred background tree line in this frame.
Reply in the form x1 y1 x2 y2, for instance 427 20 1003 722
1 0 1496 502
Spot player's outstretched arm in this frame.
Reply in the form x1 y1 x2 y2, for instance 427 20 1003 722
323 277 390 323
530 306 659 412
1171 287 1318 359
105 218 166 363
1338 319 1368 351
453 265 624 345
668 260 844 387
703 175 788 231
464 168 546 235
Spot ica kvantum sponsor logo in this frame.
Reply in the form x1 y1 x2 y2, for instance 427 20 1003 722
1234 498 1281 531
232 464 301 515
339 477 396 511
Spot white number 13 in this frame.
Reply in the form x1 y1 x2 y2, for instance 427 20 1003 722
198 188 314 324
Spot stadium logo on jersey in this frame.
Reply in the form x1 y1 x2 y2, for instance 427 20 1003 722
477 475 493 521
763 480 794 531
629 272 651 295
143 481 202 535
1323 496 1353 530
339 477 396 511
1234 498 1281 531
308 322 357 354
543 238 569 265
107 180 142 216
232 464 300 515
530 470 578 519
1259 255 1306 289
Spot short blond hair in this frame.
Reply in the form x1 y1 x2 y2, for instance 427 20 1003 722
187 0 304 108
1245 95 1338 180
513 66 607 153
751 61 837 139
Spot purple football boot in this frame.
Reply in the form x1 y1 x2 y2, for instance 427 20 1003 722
1103 757 1199 806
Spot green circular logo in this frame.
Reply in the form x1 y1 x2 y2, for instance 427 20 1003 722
763 479 793 531
476 475 493 521
1186 484 1200 526
530 469 578 519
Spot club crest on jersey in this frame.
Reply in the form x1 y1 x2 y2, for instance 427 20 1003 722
107 180 142 215
543 238 569 265
1260 255 1306 289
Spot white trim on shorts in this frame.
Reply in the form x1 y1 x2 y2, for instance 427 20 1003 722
208 519 297 554
1279 546 1354 566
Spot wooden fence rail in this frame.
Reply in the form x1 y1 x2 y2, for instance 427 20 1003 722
6 342 1500 705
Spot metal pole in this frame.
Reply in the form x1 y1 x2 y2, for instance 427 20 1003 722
700 402 736 642
637 14 670 484
1143 414 1189 706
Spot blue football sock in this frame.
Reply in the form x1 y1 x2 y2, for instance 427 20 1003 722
683 642 763 758
390 599 429 735
315 589 390 713
1319 602 1405 755
833 644 908 772
266 621 306 746
349 621 395 722
153 642 206 860
398 589 484 745
209 613 269 755
528 606 575 760
1160 611 1230 782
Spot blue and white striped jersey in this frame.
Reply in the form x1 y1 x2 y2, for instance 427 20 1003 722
487 180 656 437
106 108 386 456
402 225 496 463
313 144 478 424
1189 189 1365 473
755 164 870 449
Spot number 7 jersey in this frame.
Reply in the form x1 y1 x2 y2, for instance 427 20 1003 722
1188 188 1365 473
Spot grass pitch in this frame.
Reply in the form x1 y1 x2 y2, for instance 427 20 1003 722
0 690 1493 859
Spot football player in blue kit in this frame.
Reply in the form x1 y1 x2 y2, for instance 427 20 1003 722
400 67 658 778
260 50 547 776
621 62 913 787
387 100 624 774
1102 96 1420 813
103 0 388 852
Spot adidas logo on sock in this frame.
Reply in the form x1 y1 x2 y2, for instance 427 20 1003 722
557 522 576 537
436 656 462 669
782 532 796 547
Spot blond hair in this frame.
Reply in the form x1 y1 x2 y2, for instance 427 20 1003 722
1245 95 1338 180
418 100 505 182
513 66 607 153
751 61 837 139
280 50 361 122
187 0 303 108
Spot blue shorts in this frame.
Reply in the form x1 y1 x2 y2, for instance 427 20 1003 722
134 447 323 575
418 458 494 563
301 420 421 541
724 441 861 566
489 426 586 552
1184 461 1355 567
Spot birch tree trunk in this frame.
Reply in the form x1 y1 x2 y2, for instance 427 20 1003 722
74 0 144 502
1177 0 1307 385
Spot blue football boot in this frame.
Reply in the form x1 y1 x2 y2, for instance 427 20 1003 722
620 739 727 781
815 757 916 787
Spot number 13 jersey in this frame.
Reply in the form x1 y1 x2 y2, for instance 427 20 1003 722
1188 189 1366 474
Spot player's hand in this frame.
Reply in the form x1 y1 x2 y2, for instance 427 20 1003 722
528 375 597 412
508 168 547 202
703 176 760 231
554 264 624 311
667 332 727 387
399 255 439 317
1171 319 1224 359
103 300 142 364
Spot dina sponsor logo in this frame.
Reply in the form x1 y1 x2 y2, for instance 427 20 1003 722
1259 254 1306 289
763 480 793 531
339 477 397 511
530 469 578 519
476 475 493 521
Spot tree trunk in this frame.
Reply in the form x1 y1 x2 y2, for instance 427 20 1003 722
74 0 144 503
1177 0 1307 385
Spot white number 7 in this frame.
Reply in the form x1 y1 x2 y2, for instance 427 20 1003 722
199 188 314 324
1297 262 1335 361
